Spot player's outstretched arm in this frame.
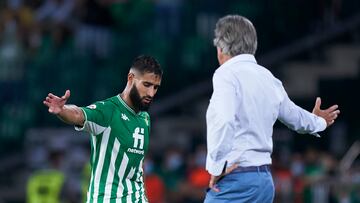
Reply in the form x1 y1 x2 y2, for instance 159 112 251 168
312 97 340 127
43 90 85 126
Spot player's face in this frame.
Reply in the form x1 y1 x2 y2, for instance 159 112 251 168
130 72 161 111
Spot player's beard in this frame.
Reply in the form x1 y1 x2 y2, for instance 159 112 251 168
129 85 152 111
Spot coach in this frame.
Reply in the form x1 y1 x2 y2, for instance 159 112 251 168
204 15 340 203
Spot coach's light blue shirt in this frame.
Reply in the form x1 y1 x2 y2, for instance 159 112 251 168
206 54 327 176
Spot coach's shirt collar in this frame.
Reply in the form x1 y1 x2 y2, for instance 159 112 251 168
222 54 257 68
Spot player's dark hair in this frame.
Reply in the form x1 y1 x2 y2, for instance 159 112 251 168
131 55 163 77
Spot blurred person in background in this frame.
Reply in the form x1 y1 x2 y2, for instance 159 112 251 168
159 147 186 202
144 156 165 203
26 149 75 203
0 0 31 101
290 153 306 203
43 55 162 202
204 15 341 203
153 0 183 39
35 0 75 47
74 0 114 59
183 144 210 203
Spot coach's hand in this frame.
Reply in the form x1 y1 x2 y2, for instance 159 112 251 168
312 97 340 127
43 90 71 114
209 164 238 192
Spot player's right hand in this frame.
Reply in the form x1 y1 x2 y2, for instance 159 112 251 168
43 90 70 114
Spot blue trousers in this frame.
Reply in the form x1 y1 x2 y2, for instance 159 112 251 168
204 169 275 203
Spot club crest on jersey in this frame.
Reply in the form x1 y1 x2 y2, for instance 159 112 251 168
87 104 96 109
121 113 129 121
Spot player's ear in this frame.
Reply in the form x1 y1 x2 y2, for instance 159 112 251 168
128 72 135 84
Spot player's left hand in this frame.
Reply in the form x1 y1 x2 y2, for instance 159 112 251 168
209 164 238 192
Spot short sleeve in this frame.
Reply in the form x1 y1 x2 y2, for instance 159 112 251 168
75 101 113 135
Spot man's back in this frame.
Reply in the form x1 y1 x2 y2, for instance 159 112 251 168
222 54 283 134
207 54 283 168
205 14 339 203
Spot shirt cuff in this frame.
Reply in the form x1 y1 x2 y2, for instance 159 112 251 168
206 156 227 176
310 116 327 137
74 108 87 131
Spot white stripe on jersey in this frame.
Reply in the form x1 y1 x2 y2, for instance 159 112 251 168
92 127 111 203
87 130 99 203
142 195 146 203
103 138 121 203
126 179 132 203
79 119 107 135
134 183 140 203
116 153 129 199
135 159 143 182
138 159 147 203
91 135 97 165
126 167 136 203
127 167 136 179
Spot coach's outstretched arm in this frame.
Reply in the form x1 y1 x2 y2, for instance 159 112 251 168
278 81 340 135
43 90 85 127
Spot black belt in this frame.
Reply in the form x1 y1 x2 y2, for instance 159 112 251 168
232 165 271 173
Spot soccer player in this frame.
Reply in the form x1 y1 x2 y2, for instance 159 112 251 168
43 55 162 203
204 15 340 202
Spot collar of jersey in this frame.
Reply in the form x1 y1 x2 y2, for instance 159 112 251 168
117 95 140 116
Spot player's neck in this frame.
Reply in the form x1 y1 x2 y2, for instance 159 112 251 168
120 92 139 113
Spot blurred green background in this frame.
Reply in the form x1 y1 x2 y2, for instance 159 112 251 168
0 0 359 202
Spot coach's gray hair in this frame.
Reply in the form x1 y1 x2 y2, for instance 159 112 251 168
213 15 257 56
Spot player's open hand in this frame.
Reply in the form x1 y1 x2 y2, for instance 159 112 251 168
312 97 340 127
209 164 238 192
43 90 70 114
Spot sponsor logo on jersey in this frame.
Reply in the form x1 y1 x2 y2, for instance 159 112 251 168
127 127 145 155
127 148 144 155
133 128 144 149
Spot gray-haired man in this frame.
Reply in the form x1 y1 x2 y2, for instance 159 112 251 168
204 15 340 202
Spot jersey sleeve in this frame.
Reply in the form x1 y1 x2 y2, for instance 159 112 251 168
75 100 113 135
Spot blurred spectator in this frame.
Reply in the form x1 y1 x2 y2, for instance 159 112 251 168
183 144 209 203
272 152 293 203
74 0 114 59
0 0 27 102
36 0 74 25
26 150 70 203
144 157 165 203
159 148 185 202
0 15 24 80
153 0 183 39
35 0 75 47
291 153 306 203
2 0 35 48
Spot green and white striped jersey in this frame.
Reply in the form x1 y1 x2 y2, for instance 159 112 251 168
75 95 150 203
